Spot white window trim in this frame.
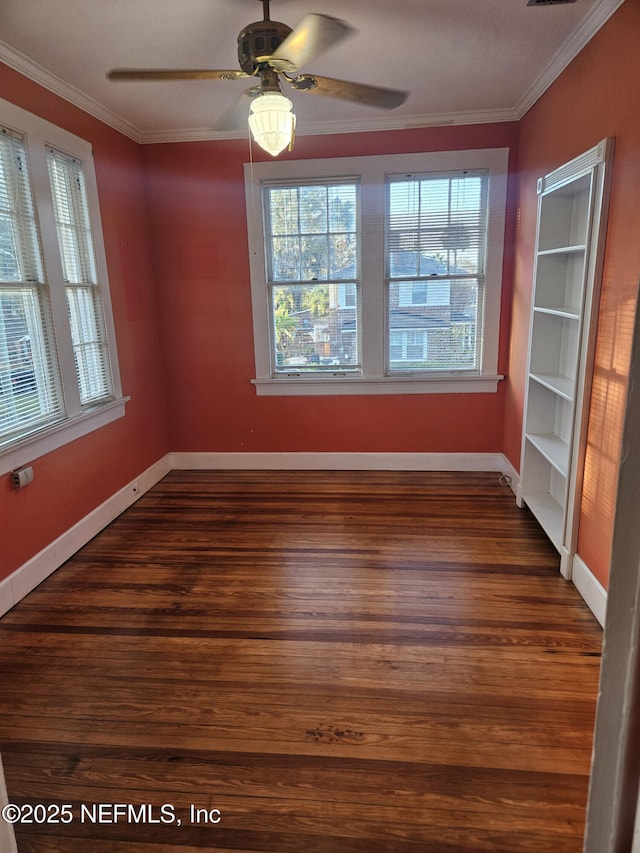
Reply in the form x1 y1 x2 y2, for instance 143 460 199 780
0 98 126 475
244 148 508 396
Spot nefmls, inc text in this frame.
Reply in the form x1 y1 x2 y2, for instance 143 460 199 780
80 803 179 824
80 803 221 824
1 802 222 827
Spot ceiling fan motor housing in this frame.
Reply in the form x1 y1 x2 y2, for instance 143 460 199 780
237 20 292 75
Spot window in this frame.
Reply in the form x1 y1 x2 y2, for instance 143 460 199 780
245 148 508 395
0 99 125 474
263 182 359 372
387 170 487 372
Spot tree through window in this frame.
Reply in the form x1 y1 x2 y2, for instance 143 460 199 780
245 149 507 395
264 181 360 371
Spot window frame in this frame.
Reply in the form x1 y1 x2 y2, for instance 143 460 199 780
261 178 361 375
246 148 508 396
0 98 126 475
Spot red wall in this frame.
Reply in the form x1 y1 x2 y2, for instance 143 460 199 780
504 0 640 587
143 123 518 454
2 2 637 594
0 66 170 581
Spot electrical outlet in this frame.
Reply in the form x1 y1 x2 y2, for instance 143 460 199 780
12 466 34 489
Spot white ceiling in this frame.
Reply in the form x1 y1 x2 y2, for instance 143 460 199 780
0 0 624 143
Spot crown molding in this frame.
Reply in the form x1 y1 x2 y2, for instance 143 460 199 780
0 0 625 145
0 41 142 142
137 106 519 144
514 0 625 119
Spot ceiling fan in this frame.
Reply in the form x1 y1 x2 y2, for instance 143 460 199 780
108 0 409 155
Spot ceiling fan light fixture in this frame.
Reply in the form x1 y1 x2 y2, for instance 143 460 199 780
248 91 296 156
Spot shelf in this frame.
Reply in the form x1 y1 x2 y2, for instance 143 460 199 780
519 140 611 569
525 432 570 477
537 173 592 252
533 305 581 321
529 372 575 401
529 312 580 381
537 245 586 257
533 251 586 316
522 491 564 549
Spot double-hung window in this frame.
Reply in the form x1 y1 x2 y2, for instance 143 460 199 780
262 181 360 372
0 99 125 473
245 148 508 395
387 170 487 372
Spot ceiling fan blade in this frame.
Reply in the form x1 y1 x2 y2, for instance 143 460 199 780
107 69 251 81
288 75 408 109
269 14 353 73
214 88 261 131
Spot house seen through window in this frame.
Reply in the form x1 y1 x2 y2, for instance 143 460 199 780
245 149 508 395
264 181 360 372
387 171 487 371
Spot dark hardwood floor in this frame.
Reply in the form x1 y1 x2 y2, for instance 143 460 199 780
0 470 602 852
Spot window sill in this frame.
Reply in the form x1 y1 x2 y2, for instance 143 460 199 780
251 375 504 396
0 396 129 476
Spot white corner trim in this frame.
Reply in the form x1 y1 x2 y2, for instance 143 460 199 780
0 576 13 622
514 0 625 119
170 451 508 472
499 454 520 497
572 553 608 627
0 41 141 142
0 454 171 619
139 108 520 144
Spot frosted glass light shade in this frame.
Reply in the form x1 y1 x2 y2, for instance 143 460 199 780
249 92 295 157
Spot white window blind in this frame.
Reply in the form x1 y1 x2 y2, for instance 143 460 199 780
245 150 507 396
387 171 488 373
47 148 111 405
263 181 360 373
0 98 125 473
0 128 63 446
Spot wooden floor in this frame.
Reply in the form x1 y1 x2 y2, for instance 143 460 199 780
0 470 602 852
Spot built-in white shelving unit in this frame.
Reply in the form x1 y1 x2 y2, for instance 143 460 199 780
517 139 613 579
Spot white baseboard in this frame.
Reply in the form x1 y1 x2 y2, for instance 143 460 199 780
170 451 509 472
0 454 172 619
0 451 523 618
498 454 520 496
572 553 608 627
